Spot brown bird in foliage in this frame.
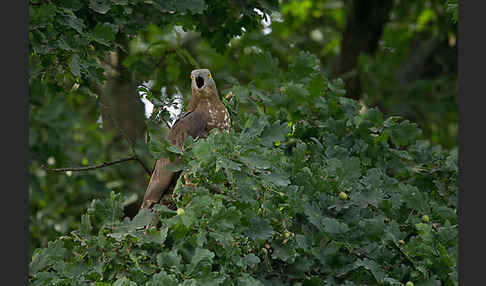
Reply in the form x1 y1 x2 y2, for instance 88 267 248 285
140 69 231 210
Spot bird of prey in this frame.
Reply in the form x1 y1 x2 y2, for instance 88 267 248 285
140 69 231 210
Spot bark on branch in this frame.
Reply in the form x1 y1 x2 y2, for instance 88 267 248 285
41 155 151 175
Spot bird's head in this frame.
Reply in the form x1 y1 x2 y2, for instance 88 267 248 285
190 69 218 98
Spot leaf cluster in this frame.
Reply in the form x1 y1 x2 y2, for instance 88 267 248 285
30 52 457 285
28 0 279 256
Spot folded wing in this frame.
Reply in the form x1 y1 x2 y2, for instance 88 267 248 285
140 110 208 209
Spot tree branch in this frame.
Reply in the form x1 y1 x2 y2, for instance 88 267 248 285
106 111 152 175
133 156 152 175
41 155 151 175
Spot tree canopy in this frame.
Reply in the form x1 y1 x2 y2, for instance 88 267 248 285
29 0 458 285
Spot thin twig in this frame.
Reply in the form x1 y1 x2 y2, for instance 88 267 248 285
133 156 152 175
150 106 171 129
162 113 171 129
41 156 143 173
106 112 152 175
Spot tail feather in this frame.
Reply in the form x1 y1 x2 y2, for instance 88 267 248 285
140 157 182 209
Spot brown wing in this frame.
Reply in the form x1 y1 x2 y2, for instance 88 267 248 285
168 110 209 147
140 110 208 209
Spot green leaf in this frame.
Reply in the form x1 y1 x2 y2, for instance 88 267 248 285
167 145 183 155
339 156 362 181
89 0 111 14
362 108 384 126
241 253 261 267
158 0 206 14
157 249 182 271
288 51 320 80
401 184 428 213
307 73 327 99
354 258 386 284
68 54 81 77
261 120 290 146
415 278 441 286
339 96 361 119
328 78 347 97
383 277 402 285
141 226 168 245
237 274 264 286
243 115 268 139
189 248 215 271
361 168 383 187
61 12 85 34
192 139 212 159
131 208 155 228
153 204 177 216
217 157 242 171
383 116 402 128
109 209 154 240
322 217 349 234
253 52 279 76
446 0 458 23
176 47 200 68
445 148 458 172
112 0 128 5
295 234 309 250
271 243 295 262
92 23 118 46
209 231 234 248
240 155 271 170
261 172 290 187
245 218 274 240
79 214 92 234
30 240 67 274
352 188 384 208
147 271 179 286
387 120 422 147
415 223 434 243
284 82 310 104
113 277 137 286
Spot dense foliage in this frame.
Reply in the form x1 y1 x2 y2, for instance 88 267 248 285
29 0 278 256
30 52 457 284
29 0 458 285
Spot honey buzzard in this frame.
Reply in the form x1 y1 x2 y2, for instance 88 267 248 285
140 69 231 210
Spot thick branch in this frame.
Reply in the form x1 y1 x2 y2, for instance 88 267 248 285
42 155 151 175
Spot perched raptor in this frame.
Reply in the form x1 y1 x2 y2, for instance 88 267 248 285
140 69 231 210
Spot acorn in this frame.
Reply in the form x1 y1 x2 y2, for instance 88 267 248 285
421 215 430 223
339 192 348 200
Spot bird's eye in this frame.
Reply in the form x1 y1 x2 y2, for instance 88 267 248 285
190 74 194 80
208 74 211 78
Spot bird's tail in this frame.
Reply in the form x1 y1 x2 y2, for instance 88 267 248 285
140 157 182 209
